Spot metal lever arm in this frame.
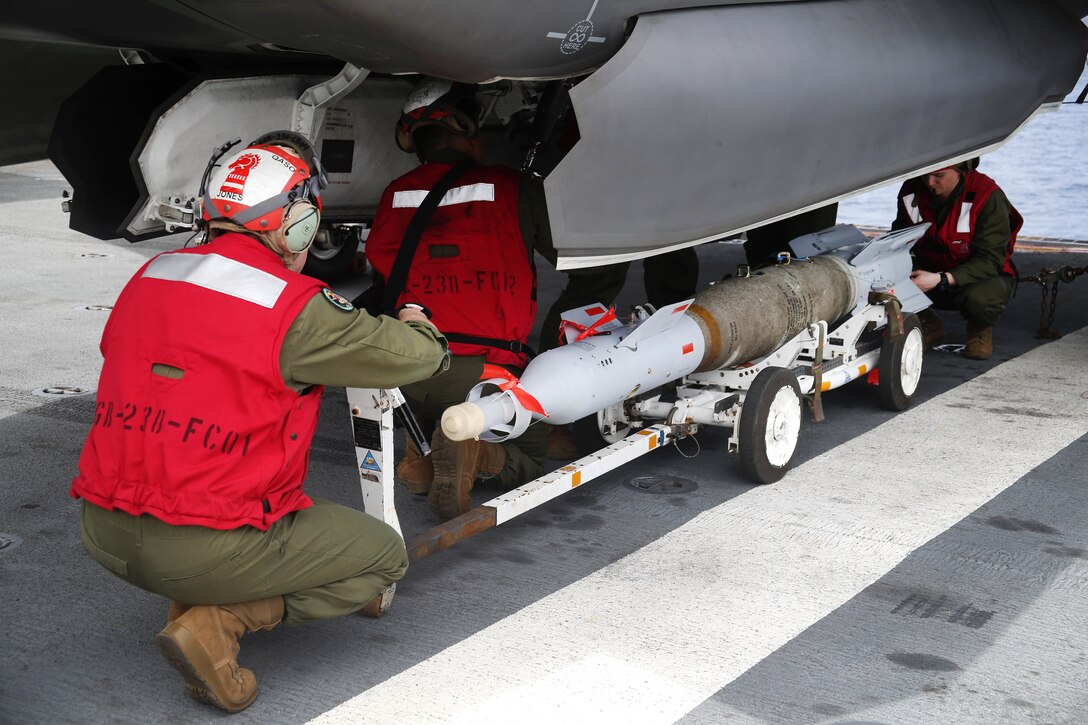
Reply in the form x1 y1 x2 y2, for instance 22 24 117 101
389 389 430 456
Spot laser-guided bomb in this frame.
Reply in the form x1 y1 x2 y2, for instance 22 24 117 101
441 224 931 483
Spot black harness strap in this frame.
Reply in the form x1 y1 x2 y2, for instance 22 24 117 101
371 162 535 361
444 332 536 360
379 162 472 314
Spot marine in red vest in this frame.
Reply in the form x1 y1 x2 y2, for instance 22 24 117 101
894 158 1022 360
366 77 555 521
72 132 448 713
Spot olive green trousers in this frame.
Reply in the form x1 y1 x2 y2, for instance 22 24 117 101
80 498 408 625
402 355 548 488
929 274 1015 327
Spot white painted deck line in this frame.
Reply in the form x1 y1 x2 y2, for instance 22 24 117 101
311 329 1088 725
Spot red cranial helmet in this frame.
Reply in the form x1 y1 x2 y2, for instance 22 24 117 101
200 131 327 233
395 77 480 153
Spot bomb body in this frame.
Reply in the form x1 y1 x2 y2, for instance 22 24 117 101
442 225 927 443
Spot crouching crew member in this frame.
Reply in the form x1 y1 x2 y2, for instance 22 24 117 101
366 77 555 521
71 132 448 713
895 158 1022 360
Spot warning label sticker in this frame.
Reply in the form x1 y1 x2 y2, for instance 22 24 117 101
360 451 381 472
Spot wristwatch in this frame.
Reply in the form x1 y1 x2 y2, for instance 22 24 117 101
936 272 950 293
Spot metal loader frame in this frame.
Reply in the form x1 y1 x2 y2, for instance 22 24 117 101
346 293 921 561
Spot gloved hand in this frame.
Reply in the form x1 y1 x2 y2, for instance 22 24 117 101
397 303 433 325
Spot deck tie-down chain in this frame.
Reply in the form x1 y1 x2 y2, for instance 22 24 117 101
1022 265 1087 339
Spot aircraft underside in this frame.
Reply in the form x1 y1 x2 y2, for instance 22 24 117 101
2 0 1086 270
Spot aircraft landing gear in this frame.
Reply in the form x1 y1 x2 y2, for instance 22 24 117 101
303 224 367 283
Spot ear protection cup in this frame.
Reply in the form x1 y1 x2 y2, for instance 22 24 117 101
282 200 320 253
453 95 483 131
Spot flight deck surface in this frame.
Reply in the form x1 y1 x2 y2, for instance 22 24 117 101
2 161 1087 724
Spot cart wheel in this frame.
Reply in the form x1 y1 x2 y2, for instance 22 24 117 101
738 367 803 484
571 404 631 455
878 313 924 411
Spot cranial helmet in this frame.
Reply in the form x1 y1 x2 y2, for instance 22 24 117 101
958 157 980 173
939 157 980 176
199 130 329 253
395 77 481 153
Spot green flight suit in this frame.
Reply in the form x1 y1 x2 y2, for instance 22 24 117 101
81 292 449 625
893 181 1015 327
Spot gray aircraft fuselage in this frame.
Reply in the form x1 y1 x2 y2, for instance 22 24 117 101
2 0 1086 265
3 1 797 80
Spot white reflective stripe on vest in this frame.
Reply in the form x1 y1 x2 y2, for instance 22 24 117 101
392 183 496 209
142 253 288 309
903 193 922 224
957 201 974 234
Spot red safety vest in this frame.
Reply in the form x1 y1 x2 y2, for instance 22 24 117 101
70 234 325 530
898 171 1022 276
367 162 536 367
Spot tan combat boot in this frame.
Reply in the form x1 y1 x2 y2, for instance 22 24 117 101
917 308 946 349
546 424 582 460
396 431 434 495
358 585 396 619
166 601 217 703
166 601 191 624
429 431 507 520
964 322 994 360
155 596 284 713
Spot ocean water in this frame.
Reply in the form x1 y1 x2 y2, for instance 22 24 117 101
839 63 1088 240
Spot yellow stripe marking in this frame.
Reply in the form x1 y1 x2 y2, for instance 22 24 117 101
571 471 582 488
